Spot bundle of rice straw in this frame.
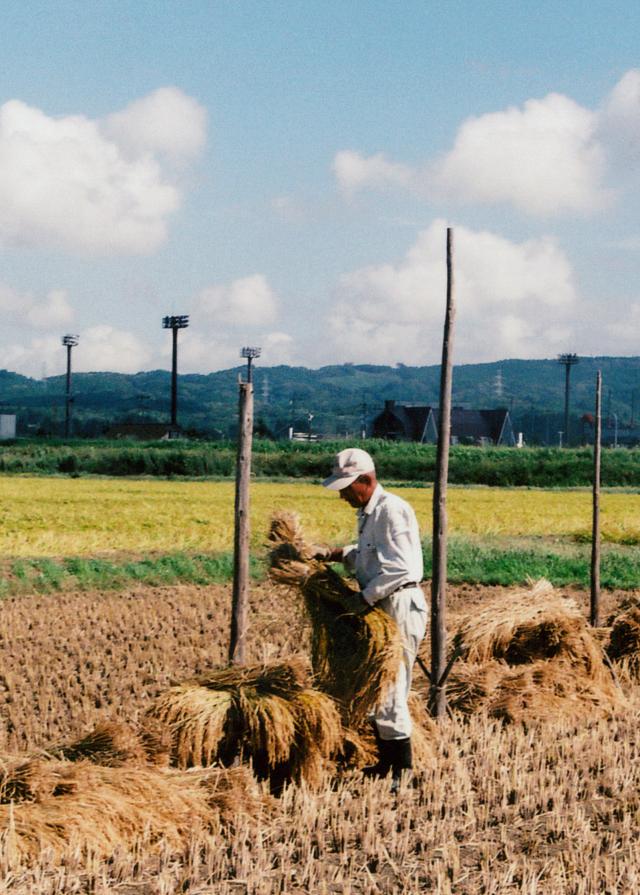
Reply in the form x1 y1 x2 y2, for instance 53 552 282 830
607 600 640 673
267 512 403 728
0 758 260 865
148 656 342 788
448 580 624 722
51 719 170 768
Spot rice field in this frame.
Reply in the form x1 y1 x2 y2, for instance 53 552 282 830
1 578 640 893
2 475 640 891
1 476 639 557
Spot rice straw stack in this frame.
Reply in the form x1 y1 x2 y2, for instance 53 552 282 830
0 758 260 866
148 656 343 788
267 512 403 728
449 580 623 721
607 601 640 673
51 719 170 768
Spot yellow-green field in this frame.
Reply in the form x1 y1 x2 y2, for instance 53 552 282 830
1 476 639 557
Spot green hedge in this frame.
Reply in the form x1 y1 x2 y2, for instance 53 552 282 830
0 438 638 487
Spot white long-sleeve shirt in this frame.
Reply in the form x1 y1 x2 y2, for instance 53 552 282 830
342 484 424 606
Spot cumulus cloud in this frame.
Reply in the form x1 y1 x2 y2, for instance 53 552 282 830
5 324 153 377
177 328 295 374
599 69 640 166
327 220 578 364
103 87 207 161
0 283 74 328
332 73 640 215
0 88 206 254
432 94 608 215
333 150 412 196
194 274 278 326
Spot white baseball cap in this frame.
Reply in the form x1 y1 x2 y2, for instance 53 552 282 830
322 448 375 491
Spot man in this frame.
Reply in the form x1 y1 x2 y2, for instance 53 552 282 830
319 447 427 788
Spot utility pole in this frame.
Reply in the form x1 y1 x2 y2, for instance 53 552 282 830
162 315 189 430
61 334 79 438
230 346 261 664
430 227 456 719
557 353 579 447
591 371 602 627
361 395 367 439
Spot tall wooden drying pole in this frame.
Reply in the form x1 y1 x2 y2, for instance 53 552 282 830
229 379 254 664
590 370 602 627
430 227 456 718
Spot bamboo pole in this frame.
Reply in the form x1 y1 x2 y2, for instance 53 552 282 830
590 370 602 627
229 379 254 664
430 227 456 718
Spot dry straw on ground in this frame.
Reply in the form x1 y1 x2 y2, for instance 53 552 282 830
148 656 342 788
607 599 640 673
267 512 403 728
0 758 260 865
448 580 624 721
50 719 171 768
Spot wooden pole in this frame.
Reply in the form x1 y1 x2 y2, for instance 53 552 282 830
590 370 602 627
430 227 456 718
229 379 254 664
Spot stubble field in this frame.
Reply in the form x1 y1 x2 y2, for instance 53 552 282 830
1 477 640 893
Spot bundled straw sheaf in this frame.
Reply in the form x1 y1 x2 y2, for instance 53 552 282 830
50 719 171 768
449 580 623 721
607 600 640 673
148 656 342 788
0 758 261 865
267 512 403 727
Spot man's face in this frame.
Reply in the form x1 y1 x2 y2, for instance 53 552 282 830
339 474 375 508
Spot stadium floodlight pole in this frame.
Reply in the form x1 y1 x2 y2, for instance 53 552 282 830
557 353 579 447
61 334 79 438
162 315 189 428
230 346 260 664
241 346 261 384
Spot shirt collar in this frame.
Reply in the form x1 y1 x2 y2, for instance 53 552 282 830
360 483 384 516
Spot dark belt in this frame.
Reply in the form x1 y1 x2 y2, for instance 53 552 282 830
393 581 420 593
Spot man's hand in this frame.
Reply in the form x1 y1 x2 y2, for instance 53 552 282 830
311 545 344 562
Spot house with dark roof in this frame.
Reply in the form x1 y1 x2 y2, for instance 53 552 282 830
372 401 516 446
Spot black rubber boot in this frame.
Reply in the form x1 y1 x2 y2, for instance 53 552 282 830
389 737 412 793
362 724 392 779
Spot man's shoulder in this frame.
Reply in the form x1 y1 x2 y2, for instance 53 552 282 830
375 488 415 518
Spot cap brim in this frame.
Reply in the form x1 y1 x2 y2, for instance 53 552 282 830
322 472 360 491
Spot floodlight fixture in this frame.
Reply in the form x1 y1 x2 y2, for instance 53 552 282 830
162 315 189 330
62 334 79 347
241 346 261 383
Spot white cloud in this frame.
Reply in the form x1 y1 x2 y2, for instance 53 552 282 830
103 87 207 161
194 274 278 326
26 289 74 328
432 93 608 215
0 283 74 328
599 69 640 166
333 150 412 196
4 325 153 377
177 329 295 374
334 82 634 216
328 220 579 364
0 88 206 255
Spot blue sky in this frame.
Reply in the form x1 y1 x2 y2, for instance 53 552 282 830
0 1 639 377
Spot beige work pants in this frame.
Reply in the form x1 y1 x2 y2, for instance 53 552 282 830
373 585 428 741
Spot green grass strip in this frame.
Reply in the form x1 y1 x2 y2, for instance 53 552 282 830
424 538 640 589
1 539 638 597
0 552 262 597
